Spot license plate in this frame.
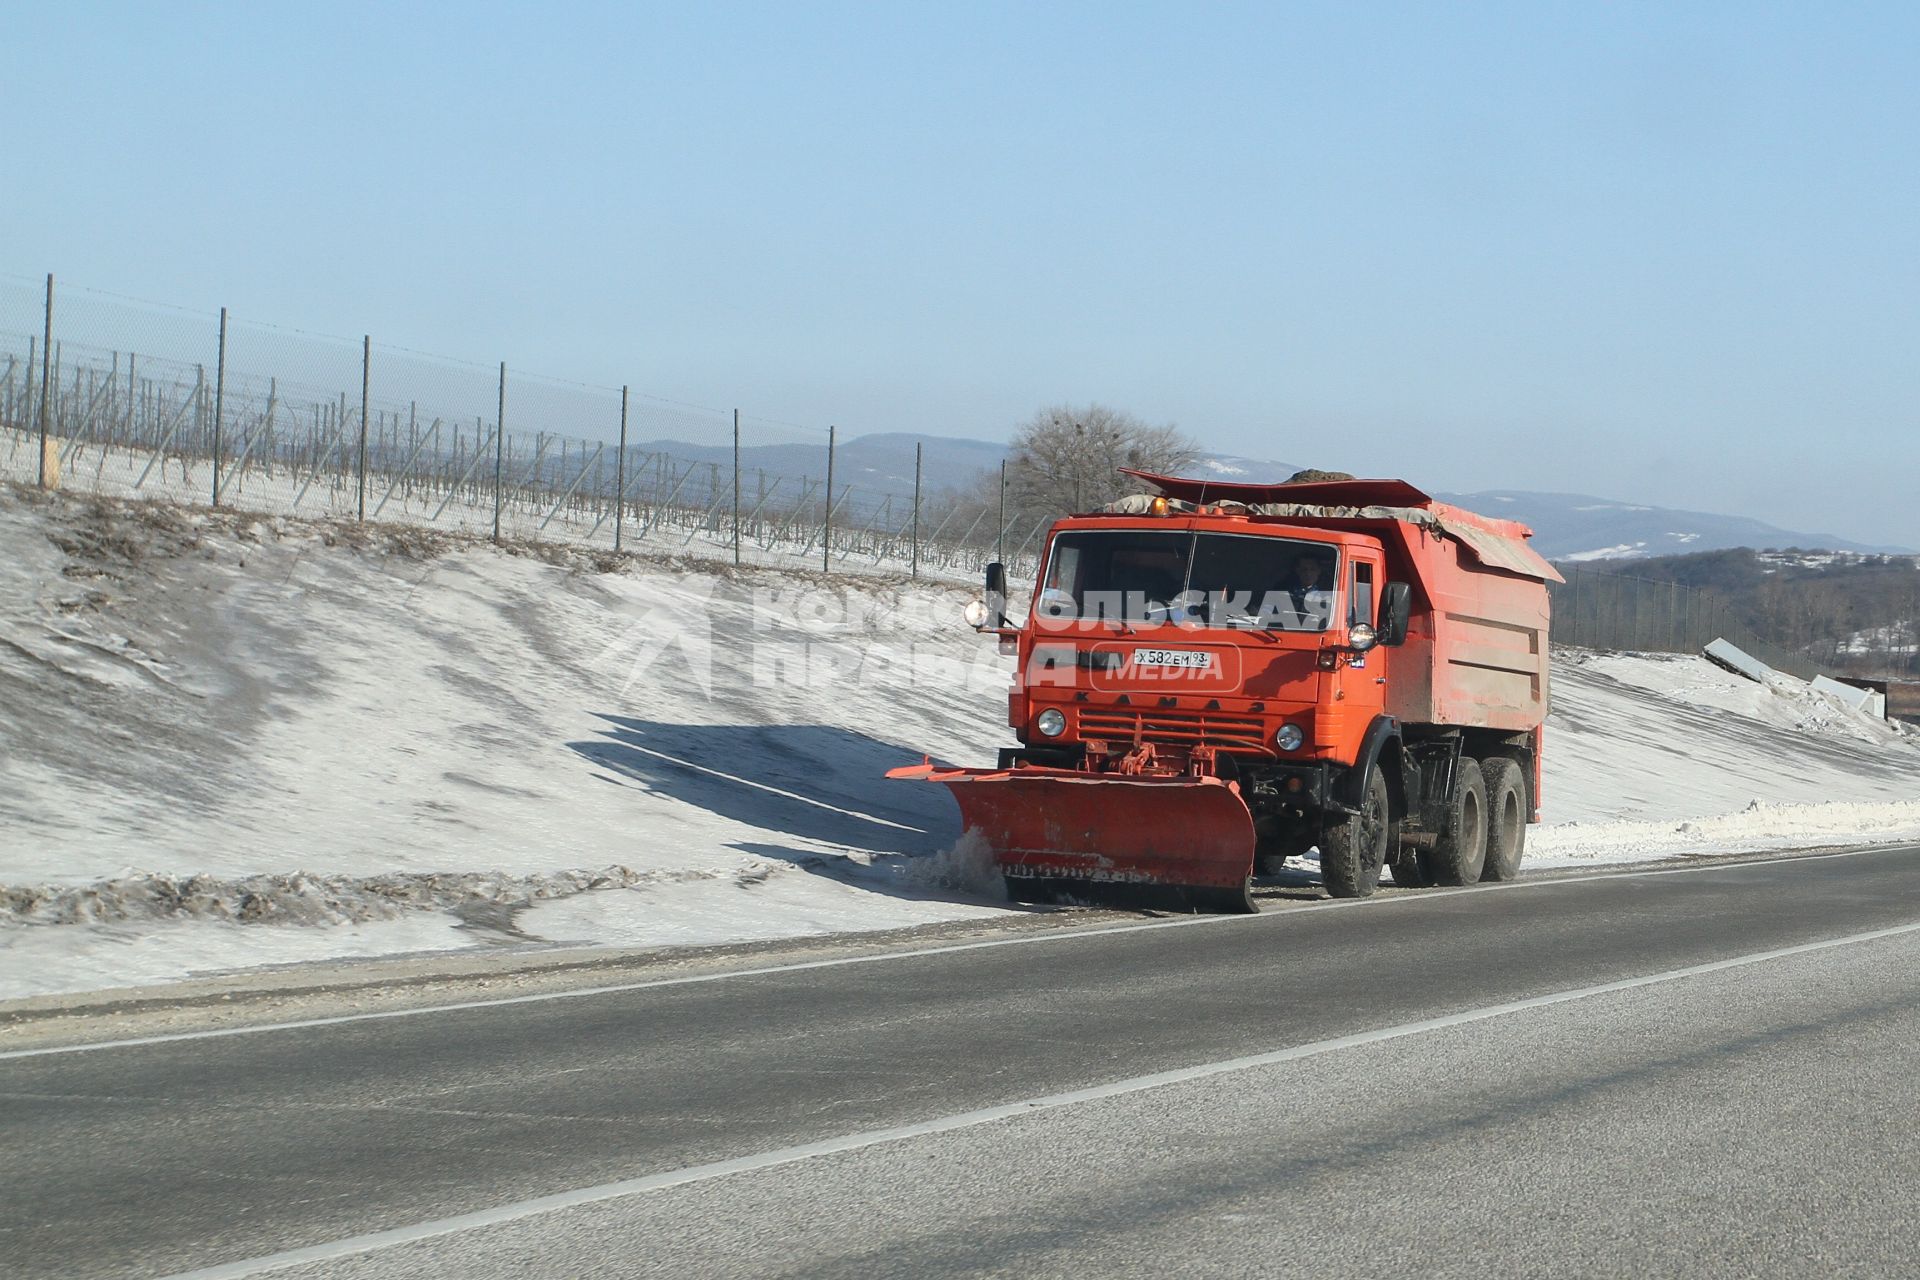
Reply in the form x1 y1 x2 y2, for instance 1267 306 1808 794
1131 649 1213 670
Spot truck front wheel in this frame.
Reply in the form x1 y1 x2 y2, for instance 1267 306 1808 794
1322 768 1394 898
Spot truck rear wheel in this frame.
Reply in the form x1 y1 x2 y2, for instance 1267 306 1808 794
1429 757 1488 885
1322 768 1393 898
1478 757 1527 882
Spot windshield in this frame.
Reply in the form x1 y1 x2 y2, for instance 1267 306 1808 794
1036 530 1338 631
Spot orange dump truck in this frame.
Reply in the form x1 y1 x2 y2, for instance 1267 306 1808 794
890 469 1561 909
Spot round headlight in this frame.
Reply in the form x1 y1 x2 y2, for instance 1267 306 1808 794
963 599 990 628
1036 708 1067 738
1274 722 1305 752
1349 623 1377 651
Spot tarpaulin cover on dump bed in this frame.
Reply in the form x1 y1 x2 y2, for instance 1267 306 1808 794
1110 469 1563 584
1245 502 1563 583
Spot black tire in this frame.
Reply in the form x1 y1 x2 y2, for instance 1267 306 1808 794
1429 757 1488 886
1387 851 1432 888
1479 757 1527 882
1322 768 1394 899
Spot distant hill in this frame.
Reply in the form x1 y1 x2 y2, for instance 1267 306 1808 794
632 432 1913 559
629 432 1008 498
1435 490 1912 561
1187 452 1303 482
1142 455 1914 561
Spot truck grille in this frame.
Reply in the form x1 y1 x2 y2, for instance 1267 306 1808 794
1078 708 1271 751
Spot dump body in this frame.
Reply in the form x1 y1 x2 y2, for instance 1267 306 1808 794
890 471 1558 904
1298 499 1552 734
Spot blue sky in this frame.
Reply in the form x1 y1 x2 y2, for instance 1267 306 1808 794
6 2 1916 545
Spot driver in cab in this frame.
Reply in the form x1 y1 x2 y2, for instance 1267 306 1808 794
1283 550 1334 628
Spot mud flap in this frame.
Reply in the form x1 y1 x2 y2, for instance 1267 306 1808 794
887 762 1257 891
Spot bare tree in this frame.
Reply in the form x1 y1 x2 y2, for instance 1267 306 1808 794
1004 403 1200 519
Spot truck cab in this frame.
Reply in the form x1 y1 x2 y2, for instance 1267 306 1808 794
1002 509 1401 867
898 470 1556 908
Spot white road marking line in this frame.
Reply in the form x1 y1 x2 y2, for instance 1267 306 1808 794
0 914 1234 1061
604 738 925 831
158 917 1920 1280
3 841 1914 1062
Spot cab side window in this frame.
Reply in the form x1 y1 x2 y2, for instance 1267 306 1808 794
1351 561 1375 627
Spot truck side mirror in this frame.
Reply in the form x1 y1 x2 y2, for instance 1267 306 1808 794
1379 582 1411 646
984 561 1009 628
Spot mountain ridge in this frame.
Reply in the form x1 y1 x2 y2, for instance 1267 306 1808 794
623 430 1912 560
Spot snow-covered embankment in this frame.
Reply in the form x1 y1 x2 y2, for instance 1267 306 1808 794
3 486 1916 998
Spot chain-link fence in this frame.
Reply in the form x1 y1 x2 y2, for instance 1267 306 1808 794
0 272 1049 587
7 271 1846 683
1549 562 1826 680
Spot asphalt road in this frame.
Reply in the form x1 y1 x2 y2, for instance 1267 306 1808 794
5 845 1919 1279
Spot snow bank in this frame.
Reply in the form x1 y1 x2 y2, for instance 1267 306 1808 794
1528 799 1920 866
4 484 1918 999
1544 650 1918 830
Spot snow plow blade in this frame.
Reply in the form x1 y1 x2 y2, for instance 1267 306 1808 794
887 762 1256 896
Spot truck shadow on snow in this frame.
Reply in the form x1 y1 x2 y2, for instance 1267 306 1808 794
568 714 1004 904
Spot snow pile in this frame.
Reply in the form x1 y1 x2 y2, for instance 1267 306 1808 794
1531 799 1920 865
1567 649 1909 749
4 483 1919 998
1546 652 1914 813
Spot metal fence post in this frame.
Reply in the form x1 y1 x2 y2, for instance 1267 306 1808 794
732 408 741 567
997 459 1009 564
23 335 35 448
911 440 922 580
615 385 628 552
356 336 370 520
38 274 52 487
823 424 835 575
212 307 228 506
493 362 506 543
